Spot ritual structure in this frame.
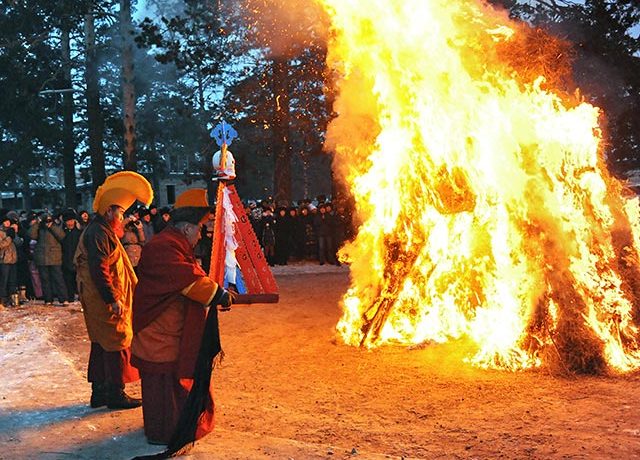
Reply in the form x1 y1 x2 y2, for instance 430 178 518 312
208 121 278 304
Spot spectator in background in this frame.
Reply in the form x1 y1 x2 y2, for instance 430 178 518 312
61 208 82 302
138 207 155 243
274 206 291 265
333 202 352 258
24 213 43 300
148 204 159 231
299 206 317 261
121 214 146 271
248 200 262 237
155 207 171 233
0 212 23 307
29 212 68 306
288 207 304 261
78 210 91 230
194 221 213 274
16 212 34 302
314 203 338 266
260 204 276 266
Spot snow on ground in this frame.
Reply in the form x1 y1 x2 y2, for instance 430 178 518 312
3 264 640 460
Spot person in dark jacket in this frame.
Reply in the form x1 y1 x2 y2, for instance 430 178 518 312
120 216 146 271
299 206 317 260
274 206 292 265
138 207 155 243
29 212 68 306
154 207 171 233
194 224 213 274
61 208 82 302
78 210 91 229
260 206 276 266
0 213 23 307
288 207 303 261
313 204 338 265
15 213 34 302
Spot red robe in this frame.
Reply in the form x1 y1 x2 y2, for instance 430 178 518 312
132 226 220 444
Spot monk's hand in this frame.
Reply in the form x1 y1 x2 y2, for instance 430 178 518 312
109 301 123 317
212 285 235 312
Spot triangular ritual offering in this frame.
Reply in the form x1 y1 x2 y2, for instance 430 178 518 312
209 182 279 304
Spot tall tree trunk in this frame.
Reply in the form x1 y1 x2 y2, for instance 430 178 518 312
61 26 77 208
85 6 105 192
203 135 215 207
21 170 32 211
196 66 206 111
120 0 137 171
149 133 161 198
272 57 291 205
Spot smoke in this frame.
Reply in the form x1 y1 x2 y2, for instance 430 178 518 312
240 0 330 58
134 0 186 22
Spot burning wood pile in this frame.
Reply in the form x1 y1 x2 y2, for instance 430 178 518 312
317 0 640 373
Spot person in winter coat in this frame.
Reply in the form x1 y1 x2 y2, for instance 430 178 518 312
0 213 23 307
288 207 304 261
120 216 146 270
193 224 213 274
299 206 317 261
138 207 155 243
78 210 91 230
61 208 82 302
260 206 276 266
154 207 171 233
14 213 34 302
313 204 338 265
273 207 292 265
29 212 68 306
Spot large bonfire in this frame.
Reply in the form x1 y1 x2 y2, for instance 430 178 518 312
317 0 640 373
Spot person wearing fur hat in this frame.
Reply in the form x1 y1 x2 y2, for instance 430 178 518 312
78 210 91 229
131 188 234 447
74 171 153 410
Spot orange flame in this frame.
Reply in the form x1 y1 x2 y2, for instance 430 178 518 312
317 0 640 372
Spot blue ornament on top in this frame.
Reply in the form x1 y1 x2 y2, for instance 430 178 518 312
210 120 238 147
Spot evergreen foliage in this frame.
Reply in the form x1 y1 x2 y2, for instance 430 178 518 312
0 1 637 208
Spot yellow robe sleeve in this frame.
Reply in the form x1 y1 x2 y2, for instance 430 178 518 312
181 277 218 306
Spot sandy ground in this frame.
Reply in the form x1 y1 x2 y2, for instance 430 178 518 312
1 263 640 460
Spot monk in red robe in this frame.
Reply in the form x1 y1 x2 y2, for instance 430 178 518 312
132 189 234 446
75 171 153 409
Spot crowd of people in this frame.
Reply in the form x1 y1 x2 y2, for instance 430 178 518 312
0 194 353 308
242 196 353 267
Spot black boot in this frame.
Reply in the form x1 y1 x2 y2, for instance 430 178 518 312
106 383 142 410
90 382 107 408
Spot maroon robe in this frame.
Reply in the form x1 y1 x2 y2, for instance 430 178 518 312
131 226 218 443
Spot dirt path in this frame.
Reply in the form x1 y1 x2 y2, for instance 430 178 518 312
1 266 640 459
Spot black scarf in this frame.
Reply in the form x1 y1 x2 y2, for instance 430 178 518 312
132 306 222 459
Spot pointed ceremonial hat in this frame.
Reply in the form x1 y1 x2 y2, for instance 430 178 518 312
93 171 154 215
171 188 211 225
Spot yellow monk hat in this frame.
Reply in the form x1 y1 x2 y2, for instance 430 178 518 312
93 171 154 215
171 188 211 225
